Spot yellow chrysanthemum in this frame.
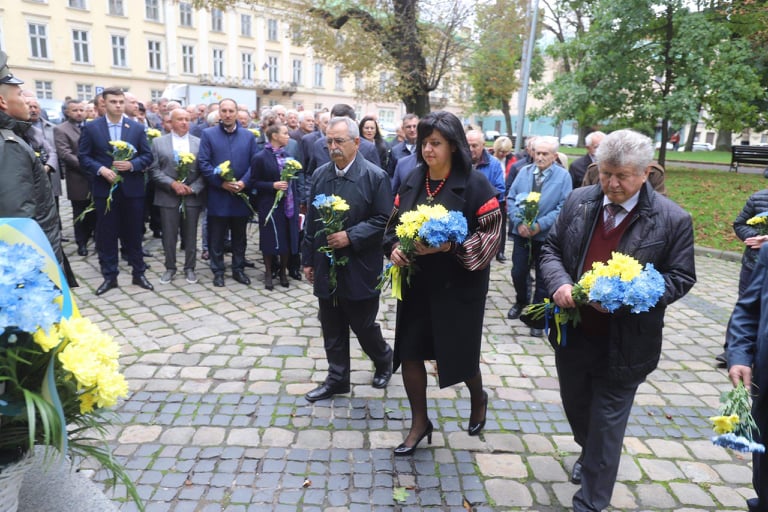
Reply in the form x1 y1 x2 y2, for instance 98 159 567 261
747 216 768 226
331 197 350 212
79 391 98 415
526 192 541 203
146 128 161 139
109 140 128 150
178 152 196 165
606 252 643 281
710 414 740 434
33 324 61 352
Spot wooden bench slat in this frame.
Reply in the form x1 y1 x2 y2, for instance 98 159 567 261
730 145 768 172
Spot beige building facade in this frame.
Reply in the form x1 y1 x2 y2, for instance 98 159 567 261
1 0 452 128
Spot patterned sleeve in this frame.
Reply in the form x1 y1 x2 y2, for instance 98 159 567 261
457 197 502 271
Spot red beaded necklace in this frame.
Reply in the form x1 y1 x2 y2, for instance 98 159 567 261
425 170 449 203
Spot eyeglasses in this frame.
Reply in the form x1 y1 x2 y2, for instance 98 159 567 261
326 137 352 147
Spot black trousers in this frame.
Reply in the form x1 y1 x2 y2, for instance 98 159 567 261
318 296 392 386
71 199 95 246
208 215 247 276
555 331 643 512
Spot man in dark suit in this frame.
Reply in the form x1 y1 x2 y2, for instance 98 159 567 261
301 116 394 402
386 113 419 177
54 99 94 256
78 87 154 295
568 131 605 189
149 108 204 285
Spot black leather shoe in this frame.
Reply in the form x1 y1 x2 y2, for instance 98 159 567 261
468 390 488 436
244 259 256 268
77 244 88 256
716 352 727 368
372 354 393 389
142 249 152 257
507 304 524 320
571 454 584 484
132 275 154 291
394 421 434 456
530 328 544 337
289 269 302 281
496 254 506 262
95 279 118 296
305 382 350 402
213 274 225 287
233 271 251 285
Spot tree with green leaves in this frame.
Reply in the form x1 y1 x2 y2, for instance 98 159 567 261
465 0 527 137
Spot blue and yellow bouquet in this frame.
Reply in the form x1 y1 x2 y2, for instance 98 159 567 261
214 160 256 216
174 150 196 217
378 204 468 300
521 252 665 345
0 218 141 509
105 140 137 212
312 194 350 303
746 211 768 236
513 191 541 262
264 159 301 224
710 383 765 453
145 127 162 143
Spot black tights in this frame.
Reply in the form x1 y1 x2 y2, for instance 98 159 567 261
400 360 484 446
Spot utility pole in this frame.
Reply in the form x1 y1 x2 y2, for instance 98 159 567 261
514 0 539 154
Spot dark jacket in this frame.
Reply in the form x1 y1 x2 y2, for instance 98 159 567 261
0 111 62 262
568 153 593 189
198 123 257 217
78 115 153 198
540 182 696 382
301 153 392 300
733 188 768 271
387 140 415 177
54 119 91 201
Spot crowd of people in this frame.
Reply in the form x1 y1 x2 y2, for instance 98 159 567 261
4 47 768 511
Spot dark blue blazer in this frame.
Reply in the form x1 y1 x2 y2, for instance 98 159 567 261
78 116 153 198
386 141 415 177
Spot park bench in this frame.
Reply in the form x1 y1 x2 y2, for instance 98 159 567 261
730 145 768 173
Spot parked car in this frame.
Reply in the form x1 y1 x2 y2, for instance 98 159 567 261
654 141 674 150
37 98 64 124
484 130 501 141
559 134 578 147
678 142 714 152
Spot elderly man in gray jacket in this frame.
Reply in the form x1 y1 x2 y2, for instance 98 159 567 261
149 108 205 284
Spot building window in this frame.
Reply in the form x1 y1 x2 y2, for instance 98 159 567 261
335 65 344 91
354 73 363 91
35 81 53 100
267 55 279 83
292 59 302 86
69 0 86 9
211 9 223 32
241 53 253 80
314 102 323 112
108 0 123 15
313 63 324 88
72 30 90 64
29 24 48 59
378 109 395 125
181 44 195 74
212 48 225 78
179 2 192 27
150 89 163 102
76 83 93 101
379 72 390 94
241 14 251 37
267 19 278 41
145 0 160 21
148 40 162 71
111 35 127 67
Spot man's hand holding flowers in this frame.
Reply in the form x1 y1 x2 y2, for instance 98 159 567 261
214 160 255 215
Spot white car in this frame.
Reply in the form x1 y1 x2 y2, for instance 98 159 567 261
560 134 578 147
680 142 714 152
654 141 674 150
484 130 501 141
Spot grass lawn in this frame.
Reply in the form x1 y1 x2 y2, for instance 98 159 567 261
665 166 765 252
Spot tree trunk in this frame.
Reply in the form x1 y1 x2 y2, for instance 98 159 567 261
501 99 513 142
716 130 732 152
578 126 590 147
658 116 669 168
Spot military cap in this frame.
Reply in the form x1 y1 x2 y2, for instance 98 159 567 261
0 51 24 85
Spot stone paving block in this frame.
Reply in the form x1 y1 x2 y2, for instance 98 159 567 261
670 482 716 507
475 453 527 478
528 455 569 482
118 425 162 444
484 479 534 508
712 462 754 484
610 482 638 509
636 458 685 481
645 438 693 459
261 427 296 447
192 426 226 446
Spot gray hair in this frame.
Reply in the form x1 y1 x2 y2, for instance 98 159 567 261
328 116 359 138
585 131 606 147
596 129 653 174
535 135 559 153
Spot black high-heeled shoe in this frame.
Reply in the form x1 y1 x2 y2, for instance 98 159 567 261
394 421 434 456
468 390 488 436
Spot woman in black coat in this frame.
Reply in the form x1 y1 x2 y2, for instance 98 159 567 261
383 111 502 455
251 123 300 289
359 116 390 172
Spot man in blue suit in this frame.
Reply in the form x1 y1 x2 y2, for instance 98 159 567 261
78 87 154 295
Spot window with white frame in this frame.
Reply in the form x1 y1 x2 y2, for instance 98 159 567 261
111 35 127 67
354 73 363 91
378 109 395 125
108 0 124 16
181 44 195 74
211 9 223 32
267 55 279 83
76 84 92 101
241 14 252 37
241 52 253 80
72 30 90 64
314 102 323 111
148 40 162 71
35 81 53 99
69 0 86 9
292 59 302 86
212 48 225 78
335 65 344 91
179 2 192 27
313 62 323 88
267 19 278 41
150 89 163 102
145 0 160 21
29 23 48 59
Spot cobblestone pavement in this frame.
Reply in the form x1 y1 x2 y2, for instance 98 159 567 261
61 210 753 511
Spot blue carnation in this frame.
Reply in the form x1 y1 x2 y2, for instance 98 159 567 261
312 194 331 209
624 264 666 313
588 276 627 312
419 211 468 247
712 433 766 453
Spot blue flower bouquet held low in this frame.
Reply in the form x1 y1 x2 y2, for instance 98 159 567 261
710 383 765 453
312 194 350 304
